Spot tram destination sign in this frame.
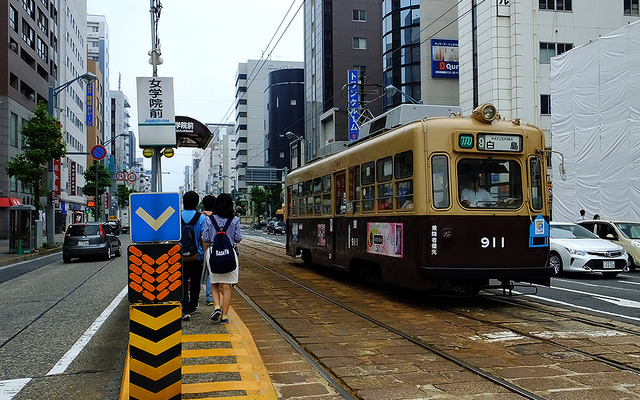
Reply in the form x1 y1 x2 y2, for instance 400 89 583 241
477 133 522 152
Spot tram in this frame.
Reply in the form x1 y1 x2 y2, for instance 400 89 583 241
285 103 551 294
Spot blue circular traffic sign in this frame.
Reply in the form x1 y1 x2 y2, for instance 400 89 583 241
91 144 107 161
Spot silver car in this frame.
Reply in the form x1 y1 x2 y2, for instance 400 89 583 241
550 222 628 278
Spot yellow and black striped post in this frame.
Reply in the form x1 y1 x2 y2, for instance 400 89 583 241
129 303 182 400
127 243 184 399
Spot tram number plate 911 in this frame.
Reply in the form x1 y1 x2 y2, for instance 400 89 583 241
603 260 615 269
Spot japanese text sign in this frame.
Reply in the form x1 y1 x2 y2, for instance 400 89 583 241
136 77 176 147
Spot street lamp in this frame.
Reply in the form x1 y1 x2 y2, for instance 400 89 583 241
94 133 129 221
385 84 422 105
46 72 98 244
284 131 312 165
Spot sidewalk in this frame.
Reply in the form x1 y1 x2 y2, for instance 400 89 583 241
0 233 65 267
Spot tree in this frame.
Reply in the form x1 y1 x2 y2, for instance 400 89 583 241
115 184 135 208
82 162 111 220
264 184 283 217
5 102 66 212
249 186 268 219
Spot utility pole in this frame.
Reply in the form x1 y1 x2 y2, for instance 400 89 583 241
149 0 163 192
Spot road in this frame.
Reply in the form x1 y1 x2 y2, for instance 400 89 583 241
0 229 638 399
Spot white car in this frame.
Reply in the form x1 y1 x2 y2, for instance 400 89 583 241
549 222 628 278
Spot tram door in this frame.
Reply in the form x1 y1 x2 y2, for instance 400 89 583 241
333 172 348 267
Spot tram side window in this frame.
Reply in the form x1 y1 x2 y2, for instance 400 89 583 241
349 166 361 213
303 180 313 215
336 173 346 214
361 161 375 211
288 186 296 216
377 156 393 210
313 177 322 214
432 155 450 209
322 174 332 214
395 151 413 209
529 157 543 210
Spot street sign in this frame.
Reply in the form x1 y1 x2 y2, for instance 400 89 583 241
127 172 137 182
127 243 183 302
115 171 126 181
90 144 107 161
136 77 176 147
130 192 181 242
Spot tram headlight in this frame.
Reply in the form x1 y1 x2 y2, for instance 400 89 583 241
472 103 498 123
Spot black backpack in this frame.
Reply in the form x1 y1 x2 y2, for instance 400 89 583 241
208 216 237 274
180 212 200 261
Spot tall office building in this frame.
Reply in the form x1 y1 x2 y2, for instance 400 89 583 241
303 0 383 158
234 60 303 197
86 14 110 153
0 0 62 238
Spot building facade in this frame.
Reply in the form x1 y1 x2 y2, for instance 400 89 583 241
303 0 383 159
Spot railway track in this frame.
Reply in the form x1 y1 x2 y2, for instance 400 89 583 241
236 237 640 399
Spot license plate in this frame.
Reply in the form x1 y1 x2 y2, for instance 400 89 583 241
78 240 89 246
603 260 615 269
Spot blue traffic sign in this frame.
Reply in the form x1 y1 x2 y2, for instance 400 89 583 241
90 144 107 160
130 193 181 242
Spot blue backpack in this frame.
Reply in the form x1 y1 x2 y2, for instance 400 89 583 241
208 216 237 274
180 212 200 261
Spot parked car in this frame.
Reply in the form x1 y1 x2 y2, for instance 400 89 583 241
62 222 122 263
549 222 628 278
578 219 640 271
266 220 286 235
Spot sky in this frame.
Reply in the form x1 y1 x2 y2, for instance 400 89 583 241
86 0 304 191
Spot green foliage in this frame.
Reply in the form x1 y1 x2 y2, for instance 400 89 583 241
5 102 66 212
249 186 268 217
115 184 135 208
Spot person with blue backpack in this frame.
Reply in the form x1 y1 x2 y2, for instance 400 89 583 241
180 191 207 321
202 193 242 324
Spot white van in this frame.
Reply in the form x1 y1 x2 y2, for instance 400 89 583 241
120 208 130 233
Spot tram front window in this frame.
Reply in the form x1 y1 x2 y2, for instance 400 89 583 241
457 158 522 209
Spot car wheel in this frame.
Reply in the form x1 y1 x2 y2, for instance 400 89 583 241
602 272 619 278
104 246 112 260
63 255 71 263
549 252 563 276
628 255 636 272
115 242 122 257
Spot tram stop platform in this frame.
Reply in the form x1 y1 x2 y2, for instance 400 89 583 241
120 296 343 400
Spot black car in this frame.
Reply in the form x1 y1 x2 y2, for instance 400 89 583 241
266 220 286 235
62 222 122 263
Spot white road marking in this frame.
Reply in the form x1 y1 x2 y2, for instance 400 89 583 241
46 286 128 376
0 378 31 399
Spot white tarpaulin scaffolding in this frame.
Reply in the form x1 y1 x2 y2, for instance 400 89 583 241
551 20 640 223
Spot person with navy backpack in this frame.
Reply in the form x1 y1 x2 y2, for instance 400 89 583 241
202 193 242 324
180 191 207 321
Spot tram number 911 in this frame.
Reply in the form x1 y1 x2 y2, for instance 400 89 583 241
481 237 505 248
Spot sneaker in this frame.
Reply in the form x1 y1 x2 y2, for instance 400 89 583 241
220 317 229 325
206 301 214 306
182 313 191 321
210 308 222 323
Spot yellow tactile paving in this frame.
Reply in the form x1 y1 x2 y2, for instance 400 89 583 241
121 307 277 400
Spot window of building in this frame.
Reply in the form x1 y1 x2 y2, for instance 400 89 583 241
290 99 296 106
353 9 366 21
37 37 48 62
625 0 640 14
10 6 17 31
22 0 35 19
352 65 367 77
10 113 19 147
541 94 551 115
352 37 367 50
37 9 48 33
539 42 573 63
22 19 35 48
539 0 572 10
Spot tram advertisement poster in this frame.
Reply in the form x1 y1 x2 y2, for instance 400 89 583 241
366 222 404 258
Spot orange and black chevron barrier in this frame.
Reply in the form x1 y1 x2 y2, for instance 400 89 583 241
128 243 183 303
129 303 181 400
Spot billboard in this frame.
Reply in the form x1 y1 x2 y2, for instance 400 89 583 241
431 39 459 78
